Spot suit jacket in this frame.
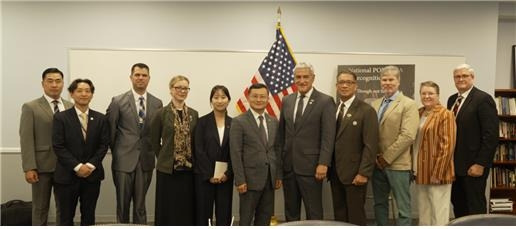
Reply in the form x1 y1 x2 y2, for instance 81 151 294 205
20 96 73 173
332 98 379 184
415 105 456 184
371 91 419 170
279 89 336 176
150 103 198 174
230 110 281 191
194 111 232 181
447 87 499 176
52 107 110 184
107 90 163 172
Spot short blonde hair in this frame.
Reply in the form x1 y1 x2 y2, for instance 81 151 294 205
169 75 190 89
420 81 440 94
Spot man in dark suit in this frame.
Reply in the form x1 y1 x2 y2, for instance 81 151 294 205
107 63 162 224
278 62 336 221
330 69 379 225
19 67 73 225
52 79 110 226
447 64 499 218
230 83 282 226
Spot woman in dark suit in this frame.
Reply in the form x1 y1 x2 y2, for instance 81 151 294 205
194 85 233 226
151 75 198 225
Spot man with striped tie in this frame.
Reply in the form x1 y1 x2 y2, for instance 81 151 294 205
106 63 163 224
19 67 73 225
447 64 499 218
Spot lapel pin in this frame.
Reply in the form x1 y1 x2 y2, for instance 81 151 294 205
309 99 314 105
353 121 358 126
346 113 352 118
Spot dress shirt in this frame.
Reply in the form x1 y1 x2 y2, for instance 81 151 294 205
43 94 65 112
293 87 314 121
72 106 96 172
250 108 268 141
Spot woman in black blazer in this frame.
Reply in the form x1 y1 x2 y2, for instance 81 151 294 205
194 85 233 226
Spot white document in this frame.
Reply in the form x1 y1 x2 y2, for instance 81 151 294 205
213 161 228 179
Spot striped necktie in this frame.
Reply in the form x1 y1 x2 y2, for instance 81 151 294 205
52 100 59 114
452 95 463 116
79 113 88 140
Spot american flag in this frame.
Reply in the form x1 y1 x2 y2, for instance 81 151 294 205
236 24 297 118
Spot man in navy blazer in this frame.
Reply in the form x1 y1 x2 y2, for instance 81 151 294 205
447 64 498 217
52 79 110 226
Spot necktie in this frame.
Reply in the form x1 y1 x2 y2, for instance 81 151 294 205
79 113 88 140
336 103 345 129
52 100 59 114
378 98 392 122
138 96 146 127
452 95 463 116
258 115 267 144
295 94 305 126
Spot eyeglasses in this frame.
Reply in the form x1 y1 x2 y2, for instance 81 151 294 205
337 80 356 86
173 86 190 92
454 74 472 80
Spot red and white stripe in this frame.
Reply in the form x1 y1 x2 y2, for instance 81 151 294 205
236 71 297 118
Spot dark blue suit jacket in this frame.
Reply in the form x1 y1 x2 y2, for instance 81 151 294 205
447 87 499 176
52 107 110 184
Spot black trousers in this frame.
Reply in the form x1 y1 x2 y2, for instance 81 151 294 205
155 170 195 226
451 173 489 218
54 179 101 226
330 177 367 225
194 174 233 226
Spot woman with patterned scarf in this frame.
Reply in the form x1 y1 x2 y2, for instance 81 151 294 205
151 75 198 225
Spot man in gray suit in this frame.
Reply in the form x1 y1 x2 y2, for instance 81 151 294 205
278 62 336 221
106 63 163 224
230 83 282 226
20 67 73 225
330 69 379 225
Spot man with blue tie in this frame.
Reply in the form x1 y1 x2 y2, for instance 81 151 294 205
107 63 163 224
371 65 419 226
52 79 110 225
230 83 282 226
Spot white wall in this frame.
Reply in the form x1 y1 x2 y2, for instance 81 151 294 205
1 1 507 223
495 2 516 88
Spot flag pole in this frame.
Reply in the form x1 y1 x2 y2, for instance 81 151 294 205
276 6 282 28
271 8 281 227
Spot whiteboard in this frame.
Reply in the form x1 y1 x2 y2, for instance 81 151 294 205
69 49 465 117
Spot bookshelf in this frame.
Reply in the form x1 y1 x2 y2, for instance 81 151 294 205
491 89 516 214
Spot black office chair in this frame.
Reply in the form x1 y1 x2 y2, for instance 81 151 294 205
278 220 357 226
447 214 516 226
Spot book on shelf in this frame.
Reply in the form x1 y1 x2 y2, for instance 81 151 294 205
490 167 516 188
490 198 511 203
491 207 513 212
494 143 516 161
499 121 516 139
490 202 513 208
496 97 516 116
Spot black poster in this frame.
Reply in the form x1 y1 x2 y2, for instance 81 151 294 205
337 64 415 104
